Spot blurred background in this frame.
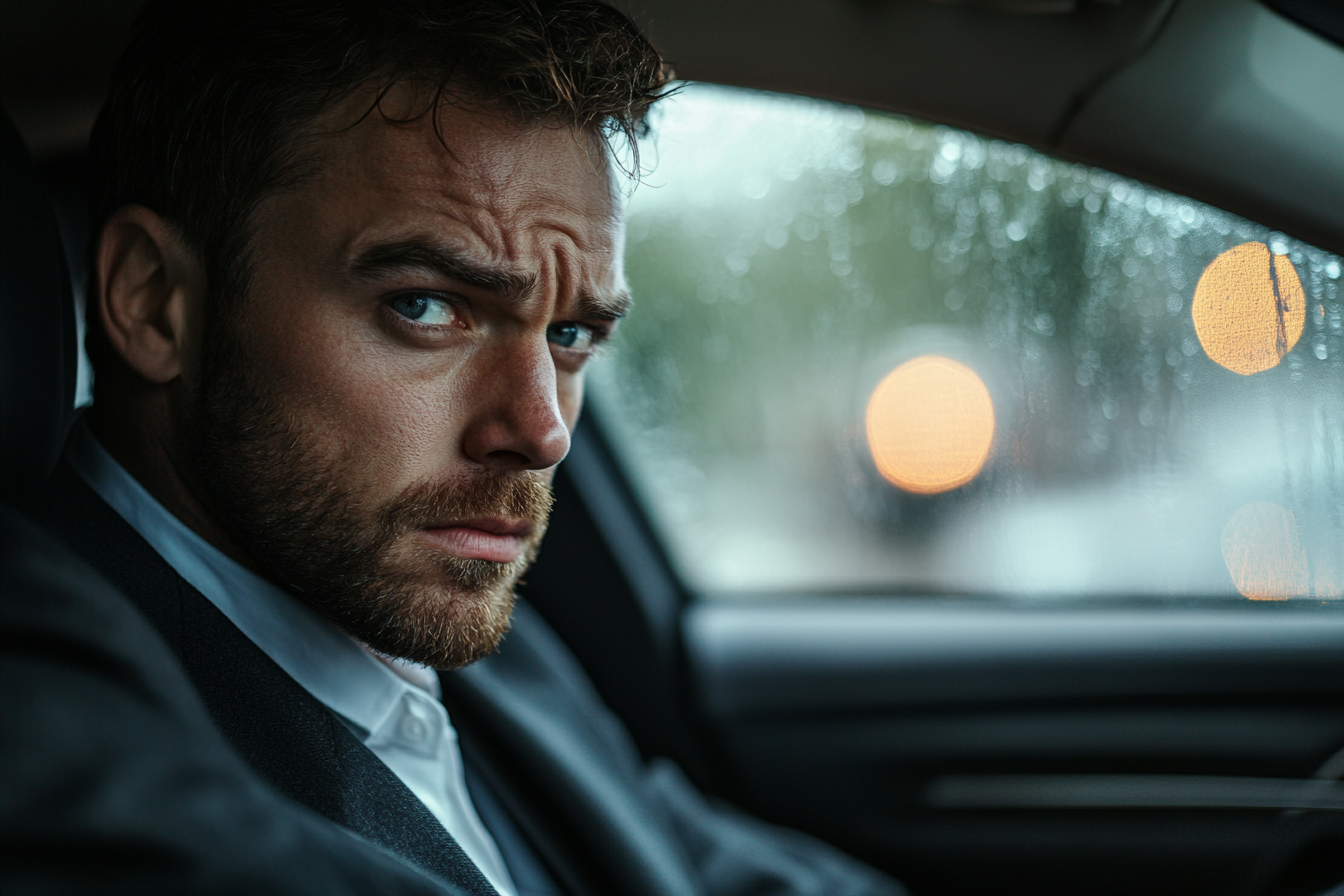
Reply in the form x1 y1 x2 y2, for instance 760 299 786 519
591 84 1344 600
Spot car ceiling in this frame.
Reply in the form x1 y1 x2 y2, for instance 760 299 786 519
2 0 1341 253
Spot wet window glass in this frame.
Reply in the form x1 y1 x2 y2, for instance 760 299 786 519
590 84 1344 601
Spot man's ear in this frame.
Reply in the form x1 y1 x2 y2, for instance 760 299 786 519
95 205 202 384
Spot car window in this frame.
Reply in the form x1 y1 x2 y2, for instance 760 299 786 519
589 84 1344 602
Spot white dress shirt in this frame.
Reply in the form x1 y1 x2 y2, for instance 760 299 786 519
67 425 517 896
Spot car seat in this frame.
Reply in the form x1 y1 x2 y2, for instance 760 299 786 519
0 108 79 503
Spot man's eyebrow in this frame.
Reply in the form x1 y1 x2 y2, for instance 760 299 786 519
349 240 536 300
351 238 631 322
575 290 632 323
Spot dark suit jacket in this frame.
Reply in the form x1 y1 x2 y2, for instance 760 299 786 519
21 459 905 896
0 505 463 896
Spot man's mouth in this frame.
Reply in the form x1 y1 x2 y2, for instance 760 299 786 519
419 518 532 563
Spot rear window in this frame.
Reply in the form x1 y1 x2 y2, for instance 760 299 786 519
588 84 1344 602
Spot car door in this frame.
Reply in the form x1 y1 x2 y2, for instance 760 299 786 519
522 77 1344 896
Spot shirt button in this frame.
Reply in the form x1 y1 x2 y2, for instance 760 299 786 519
399 713 428 743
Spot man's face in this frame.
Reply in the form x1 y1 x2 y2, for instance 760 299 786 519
183 96 628 669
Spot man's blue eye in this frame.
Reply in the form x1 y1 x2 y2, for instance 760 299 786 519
390 295 429 320
547 322 589 349
389 293 455 325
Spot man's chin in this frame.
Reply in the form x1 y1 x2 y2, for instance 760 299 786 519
325 580 518 671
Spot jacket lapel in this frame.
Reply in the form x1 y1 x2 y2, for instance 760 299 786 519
442 601 702 896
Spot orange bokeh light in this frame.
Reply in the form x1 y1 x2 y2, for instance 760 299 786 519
1220 502 1309 600
865 355 995 494
1192 242 1305 376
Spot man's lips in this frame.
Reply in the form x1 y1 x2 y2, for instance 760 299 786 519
419 518 531 563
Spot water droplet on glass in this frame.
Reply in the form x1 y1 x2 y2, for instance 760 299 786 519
871 158 899 185
725 250 751 277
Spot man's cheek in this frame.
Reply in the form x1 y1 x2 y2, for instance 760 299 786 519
355 389 465 485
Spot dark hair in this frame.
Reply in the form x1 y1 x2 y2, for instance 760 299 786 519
88 0 668 321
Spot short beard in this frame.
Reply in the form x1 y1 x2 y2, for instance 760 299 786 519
182 312 552 670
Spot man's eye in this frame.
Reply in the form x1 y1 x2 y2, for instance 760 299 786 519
547 322 598 351
388 292 457 325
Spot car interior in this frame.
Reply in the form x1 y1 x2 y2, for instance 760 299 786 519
2 1 1343 895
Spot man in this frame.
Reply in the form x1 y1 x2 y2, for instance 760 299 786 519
22 2 905 893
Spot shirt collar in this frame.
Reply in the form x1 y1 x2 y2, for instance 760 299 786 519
67 423 432 737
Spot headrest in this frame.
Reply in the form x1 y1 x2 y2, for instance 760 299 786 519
0 109 78 501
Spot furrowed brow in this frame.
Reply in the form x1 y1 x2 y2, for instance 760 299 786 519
350 240 535 300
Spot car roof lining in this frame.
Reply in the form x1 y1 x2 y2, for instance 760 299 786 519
2 0 1340 252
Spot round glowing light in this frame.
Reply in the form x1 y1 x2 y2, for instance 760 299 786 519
1192 242 1305 375
865 355 995 495
1220 502 1309 600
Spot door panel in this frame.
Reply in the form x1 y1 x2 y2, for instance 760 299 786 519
685 601 1344 896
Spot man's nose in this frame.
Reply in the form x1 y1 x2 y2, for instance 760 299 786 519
461 337 571 472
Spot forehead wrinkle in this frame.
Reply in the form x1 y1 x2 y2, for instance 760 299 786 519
532 224 626 323
349 238 536 301
302 99 622 315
